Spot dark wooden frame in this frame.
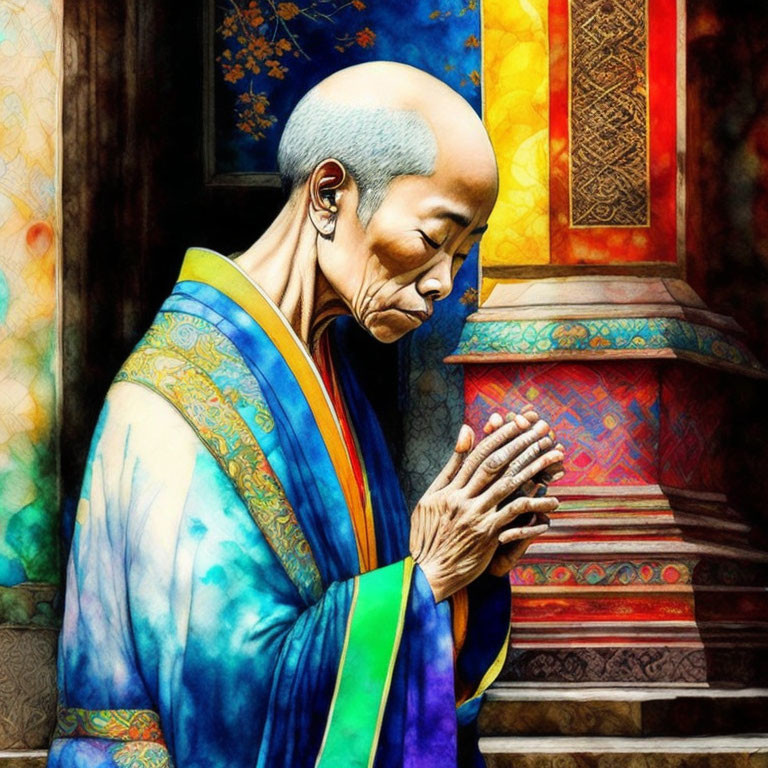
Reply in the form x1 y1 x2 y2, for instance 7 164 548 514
202 0 282 188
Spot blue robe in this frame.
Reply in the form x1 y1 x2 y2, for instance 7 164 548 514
49 248 510 768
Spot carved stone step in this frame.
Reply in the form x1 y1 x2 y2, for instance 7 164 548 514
0 751 47 767
480 735 768 767
479 686 768 737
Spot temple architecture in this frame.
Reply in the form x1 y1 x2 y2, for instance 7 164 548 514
1 0 767 766
448 0 768 764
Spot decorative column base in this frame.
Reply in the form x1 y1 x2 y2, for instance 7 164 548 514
448 276 768 686
0 585 58 751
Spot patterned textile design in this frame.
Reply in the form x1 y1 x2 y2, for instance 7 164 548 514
0 0 62 587
177 251 367 555
110 742 171 768
511 560 695 587
54 709 166 746
453 317 764 373
465 362 659 486
570 0 649 226
116 313 323 603
141 312 274 434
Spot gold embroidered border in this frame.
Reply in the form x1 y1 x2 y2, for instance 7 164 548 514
116 342 323 603
54 708 165 745
141 312 275 434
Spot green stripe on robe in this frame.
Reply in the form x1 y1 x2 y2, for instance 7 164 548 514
316 558 414 768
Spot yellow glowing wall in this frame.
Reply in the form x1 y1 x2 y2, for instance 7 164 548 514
482 0 550 274
0 0 62 585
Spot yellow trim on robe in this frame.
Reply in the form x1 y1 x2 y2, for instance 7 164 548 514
178 247 377 572
462 623 511 707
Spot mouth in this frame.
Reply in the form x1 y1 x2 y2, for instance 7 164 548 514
400 309 432 324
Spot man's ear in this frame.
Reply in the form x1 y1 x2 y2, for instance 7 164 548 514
308 158 347 238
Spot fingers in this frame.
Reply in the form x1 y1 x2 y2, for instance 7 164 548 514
462 423 553 496
409 505 424 558
492 495 558 532
453 416 547 489
537 463 566 485
535 445 567 484
483 412 505 434
428 424 475 492
515 406 539 424
498 520 549 545
480 448 565 510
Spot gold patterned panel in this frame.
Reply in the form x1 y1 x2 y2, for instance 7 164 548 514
481 0 550 279
569 0 650 227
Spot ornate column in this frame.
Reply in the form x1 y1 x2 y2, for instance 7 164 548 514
448 276 768 686
453 0 768 763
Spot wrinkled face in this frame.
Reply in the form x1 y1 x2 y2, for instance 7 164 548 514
318 159 498 343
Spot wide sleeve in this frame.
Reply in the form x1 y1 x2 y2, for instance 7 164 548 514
102 384 457 768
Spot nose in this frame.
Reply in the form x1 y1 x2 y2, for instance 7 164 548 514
415 253 453 302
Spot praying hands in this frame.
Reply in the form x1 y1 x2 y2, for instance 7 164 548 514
410 409 565 602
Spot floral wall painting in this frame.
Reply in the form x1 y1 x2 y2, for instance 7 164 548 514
206 0 481 183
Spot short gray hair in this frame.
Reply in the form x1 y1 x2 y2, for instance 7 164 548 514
277 90 437 225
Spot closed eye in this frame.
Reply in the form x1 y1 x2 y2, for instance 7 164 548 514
419 231 443 249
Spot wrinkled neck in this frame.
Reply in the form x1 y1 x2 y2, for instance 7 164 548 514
234 193 350 349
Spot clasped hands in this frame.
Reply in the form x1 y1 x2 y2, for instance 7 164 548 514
409 409 565 603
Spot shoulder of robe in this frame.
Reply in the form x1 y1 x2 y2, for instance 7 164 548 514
99 380 205 475
75 381 221 543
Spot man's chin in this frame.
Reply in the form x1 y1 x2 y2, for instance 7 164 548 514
356 309 422 344
366 324 412 344
360 312 419 343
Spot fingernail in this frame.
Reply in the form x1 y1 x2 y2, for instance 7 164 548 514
456 424 474 452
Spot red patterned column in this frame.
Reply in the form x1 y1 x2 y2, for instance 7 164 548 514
448 277 768 685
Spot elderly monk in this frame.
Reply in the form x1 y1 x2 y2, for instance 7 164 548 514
49 62 564 768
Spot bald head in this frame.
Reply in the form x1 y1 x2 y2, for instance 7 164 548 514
278 62 496 224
